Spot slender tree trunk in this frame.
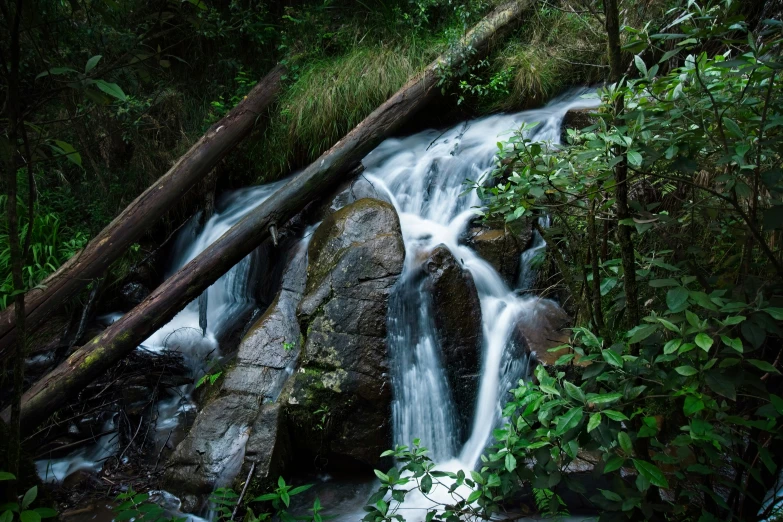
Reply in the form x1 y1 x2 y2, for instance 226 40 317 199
604 0 640 332
2 0 26 494
587 202 605 335
0 65 286 360
2 0 532 430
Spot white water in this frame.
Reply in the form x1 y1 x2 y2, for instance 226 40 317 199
35 182 286 482
364 90 598 472
36 89 598 520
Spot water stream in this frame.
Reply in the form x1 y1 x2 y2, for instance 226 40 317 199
36 90 598 518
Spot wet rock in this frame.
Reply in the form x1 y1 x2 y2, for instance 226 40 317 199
285 198 404 469
464 220 532 286
423 245 481 438
328 176 391 214
164 240 309 507
511 299 587 372
560 108 598 143
120 282 150 307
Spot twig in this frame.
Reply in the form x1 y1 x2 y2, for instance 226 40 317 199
153 429 174 472
231 462 256 521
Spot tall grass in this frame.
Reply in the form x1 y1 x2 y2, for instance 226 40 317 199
251 42 442 182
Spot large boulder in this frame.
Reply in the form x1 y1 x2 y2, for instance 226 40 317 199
283 198 404 469
164 239 309 509
560 108 598 144
423 245 482 439
464 220 532 286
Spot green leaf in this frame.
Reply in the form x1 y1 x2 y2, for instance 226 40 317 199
649 278 680 287
555 407 584 435
627 324 658 344
94 80 127 101
0 473 15 481
289 484 313 496
627 150 643 167
705 371 736 401
675 365 698 376
634 55 648 76
618 432 633 455
35 67 78 79
763 307 783 320
22 487 37 510
633 459 669 488
85 55 102 73
20 511 40 522
589 392 624 405
373 469 389 483
587 412 602 432
748 359 780 374
540 384 560 396
683 395 705 416
52 140 82 168
664 338 682 354
505 453 517 472
604 410 629 421
467 490 482 503
563 381 586 403
694 333 713 352
602 349 623 367
722 117 742 138
657 318 680 333
600 488 623 502
0 511 13 522
603 455 624 473
667 287 689 312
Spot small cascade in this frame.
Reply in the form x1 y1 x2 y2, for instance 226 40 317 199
364 89 599 472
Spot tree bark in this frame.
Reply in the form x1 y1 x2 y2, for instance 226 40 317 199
2 0 532 430
0 65 286 360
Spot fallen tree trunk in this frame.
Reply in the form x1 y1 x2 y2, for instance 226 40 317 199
3 0 530 429
0 65 286 359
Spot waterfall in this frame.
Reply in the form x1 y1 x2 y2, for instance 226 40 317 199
364 89 599 470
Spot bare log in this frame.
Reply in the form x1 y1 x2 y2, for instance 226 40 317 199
0 65 286 359
3 0 531 429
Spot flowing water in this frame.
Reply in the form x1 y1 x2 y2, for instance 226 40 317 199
36 90 599 519
363 90 599 474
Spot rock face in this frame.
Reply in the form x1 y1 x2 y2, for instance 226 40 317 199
512 298 572 367
283 198 404 469
164 240 309 509
560 107 598 143
464 220 532 286
423 245 482 438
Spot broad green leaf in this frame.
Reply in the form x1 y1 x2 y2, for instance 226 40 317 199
666 287 689 311
705 371 736 401
555 407 584 435
0 472 15 481
505 453 517 472
589 392 624 405
675 365 698 376
540 384 561 396
22 487 37 510
628 324 657 344
618 432 633 454
563 381 586 403
764 307 783 320
373 470 389 482
632 459 669 488
467 490 482 503
35 67 77 79
657 318 679 333
627 150 643 167
603 455 624 473
600 489 623 502
748 359 780 374
602 349 623 367
587 412 602 432
52 140 82 168
20 511 40 522
603 410 629 421
683 395 705 416
634 55 648 76
95 80 127 101
663 338 682 354
85 55 102 73
694 333 713 352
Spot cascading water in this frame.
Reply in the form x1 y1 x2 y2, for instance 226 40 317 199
35 181 286 482
363 90 599 477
